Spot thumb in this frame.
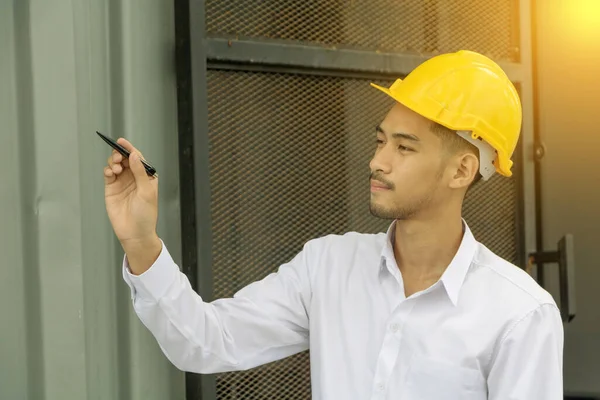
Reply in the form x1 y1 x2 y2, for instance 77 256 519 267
129 152 152 192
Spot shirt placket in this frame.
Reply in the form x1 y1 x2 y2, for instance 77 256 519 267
370 298 416 400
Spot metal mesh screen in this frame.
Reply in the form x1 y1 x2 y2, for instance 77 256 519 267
205 70 519 399
463 175 518 262
206 0 519 61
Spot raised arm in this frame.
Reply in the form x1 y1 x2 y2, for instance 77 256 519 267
123 239 312 373
103 138 311 373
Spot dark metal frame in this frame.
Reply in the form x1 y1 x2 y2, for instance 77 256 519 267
513 131 527 269
174 1 534 398
530 0 546 284
175 0 216 398
206 37 526 80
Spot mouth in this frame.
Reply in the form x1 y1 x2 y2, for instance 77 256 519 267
370 180 391 192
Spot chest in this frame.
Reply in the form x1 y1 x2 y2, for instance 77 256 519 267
309 267 493 399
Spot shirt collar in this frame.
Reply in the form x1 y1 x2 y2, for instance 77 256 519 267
380 220 397 266
440 221 478 306
379 219 478 306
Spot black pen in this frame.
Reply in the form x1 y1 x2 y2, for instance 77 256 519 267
96 131 157 177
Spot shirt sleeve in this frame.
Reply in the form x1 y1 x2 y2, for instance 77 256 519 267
487 303 564 400
122 239 314 374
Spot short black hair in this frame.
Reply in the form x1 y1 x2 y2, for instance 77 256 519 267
430 122 482 187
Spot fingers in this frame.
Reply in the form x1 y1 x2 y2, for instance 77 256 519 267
114 137 151 183
116 138 145 159
128 152 153 192
104 139 151 191
103 166 116 185
112 151 123 164
107 151 124 175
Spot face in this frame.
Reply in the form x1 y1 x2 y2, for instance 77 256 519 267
369 103 449 220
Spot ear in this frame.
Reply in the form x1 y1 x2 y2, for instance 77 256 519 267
448 153 479 189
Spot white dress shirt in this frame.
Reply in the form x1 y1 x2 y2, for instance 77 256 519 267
123 220 563 400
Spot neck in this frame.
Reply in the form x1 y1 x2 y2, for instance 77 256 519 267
393 208 465 281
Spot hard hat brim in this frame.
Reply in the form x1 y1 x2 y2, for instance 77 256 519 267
370 82 397 97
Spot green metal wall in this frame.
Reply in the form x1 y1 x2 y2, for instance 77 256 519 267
0 0 185 399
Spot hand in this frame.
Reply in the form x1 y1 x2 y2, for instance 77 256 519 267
104 138 162 274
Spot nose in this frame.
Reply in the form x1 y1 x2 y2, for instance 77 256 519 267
369 147 392 174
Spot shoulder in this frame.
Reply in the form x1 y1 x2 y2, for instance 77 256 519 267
305 230 386 254
465 243 562 363
469 242 558 314
301 230 387 271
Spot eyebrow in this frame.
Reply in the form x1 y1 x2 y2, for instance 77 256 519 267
375 125 420 142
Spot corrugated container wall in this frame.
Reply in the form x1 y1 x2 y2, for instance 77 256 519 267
0 1 185 399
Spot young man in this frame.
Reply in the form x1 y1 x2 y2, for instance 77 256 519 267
104 50 563 399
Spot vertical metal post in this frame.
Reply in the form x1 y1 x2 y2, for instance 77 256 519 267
513 127 527 268
174 0 217 398
516 0 539 276
529 0 545 285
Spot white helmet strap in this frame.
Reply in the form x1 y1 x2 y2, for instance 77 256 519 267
456 131 496 181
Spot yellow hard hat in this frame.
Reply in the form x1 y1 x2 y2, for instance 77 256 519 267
371 50 522 178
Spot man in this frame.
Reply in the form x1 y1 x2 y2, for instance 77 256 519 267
104 50 563 399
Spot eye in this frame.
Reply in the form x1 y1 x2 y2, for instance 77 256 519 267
398 144 412 152
376 139 384 145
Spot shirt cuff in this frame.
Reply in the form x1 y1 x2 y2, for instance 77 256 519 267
121 239 180 302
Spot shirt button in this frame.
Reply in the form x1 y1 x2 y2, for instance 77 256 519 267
377 382 385 391
390 323 400 333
